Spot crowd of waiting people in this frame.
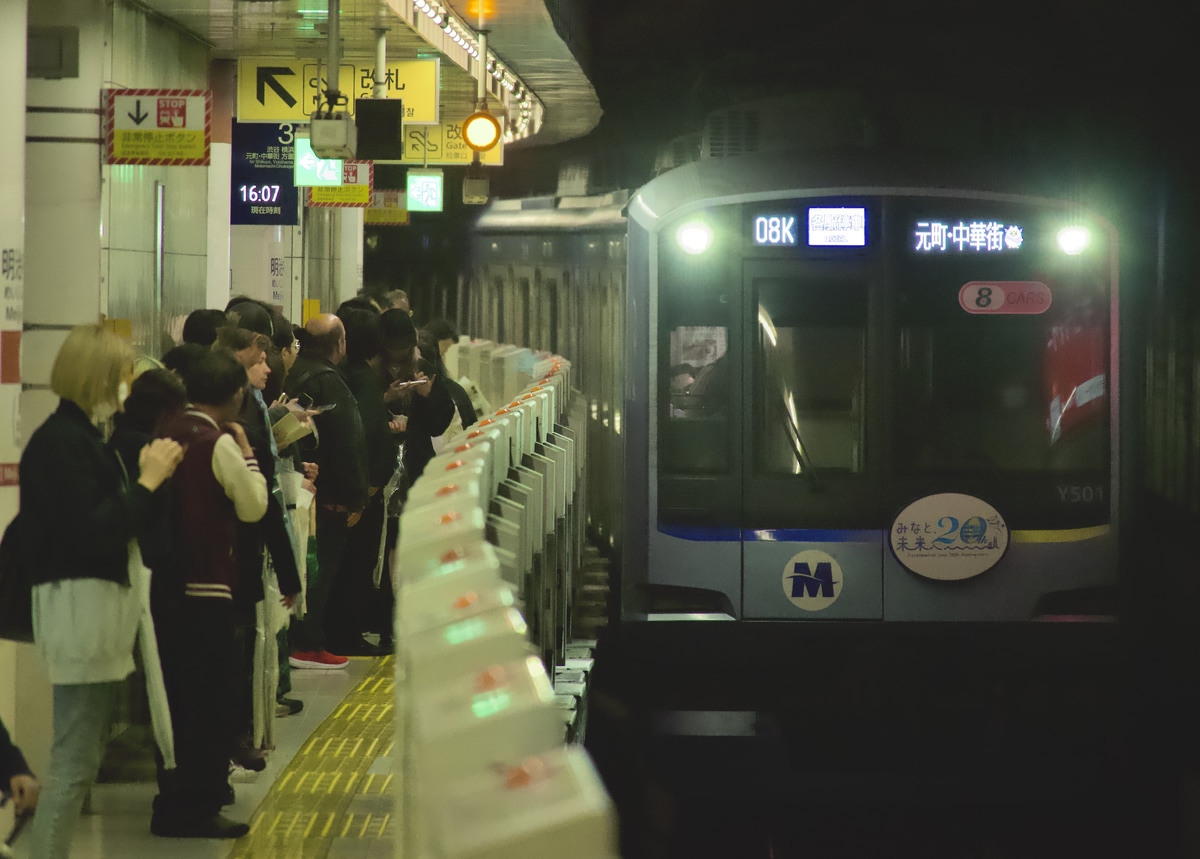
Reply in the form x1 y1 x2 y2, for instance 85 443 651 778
8 288 475 855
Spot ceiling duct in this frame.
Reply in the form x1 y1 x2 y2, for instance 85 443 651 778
701 91 876 159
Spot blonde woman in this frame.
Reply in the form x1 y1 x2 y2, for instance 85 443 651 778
20 324 183 859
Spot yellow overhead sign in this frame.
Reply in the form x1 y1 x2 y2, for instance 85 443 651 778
236 57 439 124
394 121 504 166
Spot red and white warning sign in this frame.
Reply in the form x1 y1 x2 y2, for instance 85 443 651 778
307 162 373 208
104 89 211 166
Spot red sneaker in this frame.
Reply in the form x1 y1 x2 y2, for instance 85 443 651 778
289 650 349 669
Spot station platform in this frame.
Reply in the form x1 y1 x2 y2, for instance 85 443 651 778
8 655 391 859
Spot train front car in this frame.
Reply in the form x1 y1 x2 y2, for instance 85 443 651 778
622 154 1119 681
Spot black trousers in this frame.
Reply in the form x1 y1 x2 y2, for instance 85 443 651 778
327 491 386 643
290 508 348 652
154 598 238 819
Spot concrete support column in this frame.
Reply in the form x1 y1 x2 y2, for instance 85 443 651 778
25 0 110 434
206 59 235 310
339 207 364 304
0 3 28 820
14 0 111 802
231 222 304 321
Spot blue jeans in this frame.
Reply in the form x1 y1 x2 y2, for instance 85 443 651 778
29 681 121 859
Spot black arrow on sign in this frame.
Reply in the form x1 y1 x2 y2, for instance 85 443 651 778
127 99 149 125
257 67 298 108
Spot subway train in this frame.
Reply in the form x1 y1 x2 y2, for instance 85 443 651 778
463 109 1127 742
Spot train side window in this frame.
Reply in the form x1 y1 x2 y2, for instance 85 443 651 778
662 325 730 473
753 279 866 475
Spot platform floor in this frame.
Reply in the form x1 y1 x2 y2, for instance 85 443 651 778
9 656 394 859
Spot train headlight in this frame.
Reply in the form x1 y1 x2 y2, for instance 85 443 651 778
1056 225 1091 256
676 220 713 255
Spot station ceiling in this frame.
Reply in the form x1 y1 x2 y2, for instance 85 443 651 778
135 0 602 148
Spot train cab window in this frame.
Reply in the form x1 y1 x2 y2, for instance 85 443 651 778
753 279 867 475
896 277 1109 473
662 325 730 473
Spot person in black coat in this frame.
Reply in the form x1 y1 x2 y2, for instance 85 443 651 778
108 369 188 614
21 325 183 857
330 308 398 654
420 320 477 429
282 314 368 667
422 321 477 431
402 354 456 482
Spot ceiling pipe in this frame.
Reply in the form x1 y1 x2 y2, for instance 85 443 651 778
374 27 387 99
324 0 341 112
477 29 488 105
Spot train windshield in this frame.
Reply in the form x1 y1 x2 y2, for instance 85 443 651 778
754 278 867 476
895 223 1110 475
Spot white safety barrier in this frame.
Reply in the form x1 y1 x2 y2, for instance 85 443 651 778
393 339 617 858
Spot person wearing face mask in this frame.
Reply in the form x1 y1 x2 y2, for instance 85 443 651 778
19 324 184 859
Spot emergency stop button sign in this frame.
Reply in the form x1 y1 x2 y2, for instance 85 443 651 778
959 281 1052 315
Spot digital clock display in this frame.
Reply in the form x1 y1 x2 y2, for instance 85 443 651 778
238 184 282 204
808 207 866 246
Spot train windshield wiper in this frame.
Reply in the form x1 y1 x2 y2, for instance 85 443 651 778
780 394 824 491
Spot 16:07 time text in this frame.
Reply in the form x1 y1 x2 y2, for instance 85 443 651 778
238 184 282 203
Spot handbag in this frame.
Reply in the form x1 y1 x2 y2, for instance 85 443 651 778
0 513 34 643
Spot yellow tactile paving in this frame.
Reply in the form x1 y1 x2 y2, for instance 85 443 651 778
228 656 397 859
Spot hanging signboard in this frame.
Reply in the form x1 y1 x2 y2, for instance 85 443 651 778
231 121 299 226
307 162 373 208
389 121 504 166
236 57 438 124
364 190 409 225
104 89 211 165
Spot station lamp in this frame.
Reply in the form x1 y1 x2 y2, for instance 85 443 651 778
462 104 502 152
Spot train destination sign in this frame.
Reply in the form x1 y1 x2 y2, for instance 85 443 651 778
750 207 867 247
915 220 1024 253
752 214 798 246
959 281 1052 315
808 207 866 247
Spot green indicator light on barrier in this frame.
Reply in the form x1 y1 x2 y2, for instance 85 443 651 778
444 617 486 646
470 691 512 719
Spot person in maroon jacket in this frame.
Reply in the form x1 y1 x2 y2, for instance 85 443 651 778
151 349 268 840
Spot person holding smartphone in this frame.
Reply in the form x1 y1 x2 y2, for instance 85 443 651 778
282 314 368 669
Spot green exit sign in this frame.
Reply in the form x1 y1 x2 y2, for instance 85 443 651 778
406 169 443 212
294 137 343 187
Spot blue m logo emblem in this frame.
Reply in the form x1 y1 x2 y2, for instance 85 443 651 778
788 561 835 599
